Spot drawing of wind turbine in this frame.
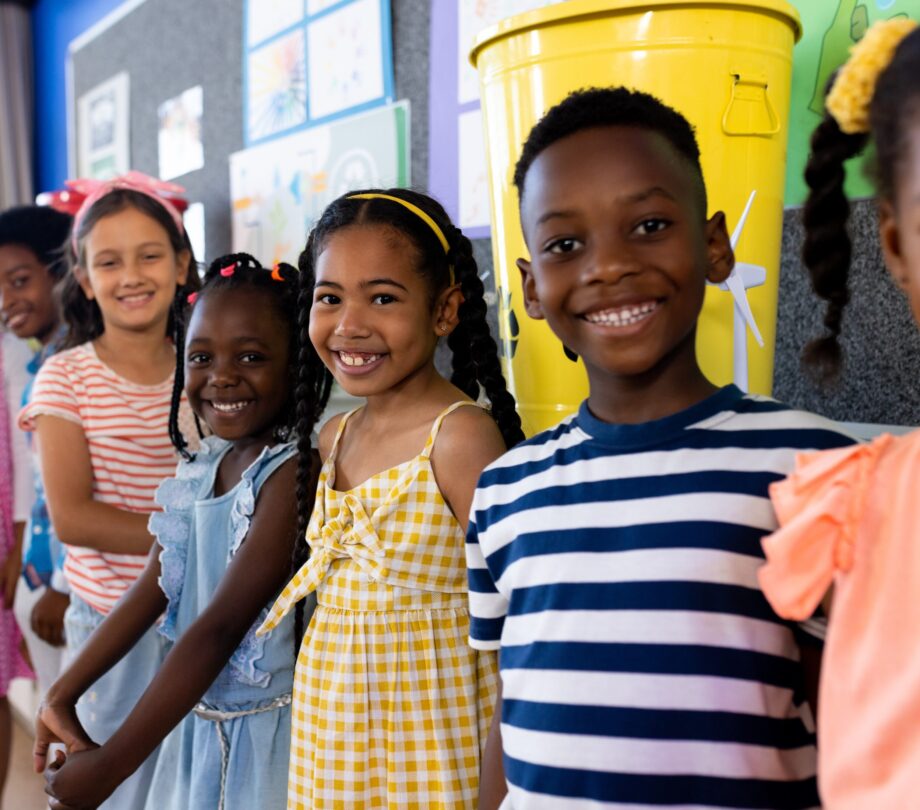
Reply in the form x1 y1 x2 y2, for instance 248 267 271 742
711 190 766 391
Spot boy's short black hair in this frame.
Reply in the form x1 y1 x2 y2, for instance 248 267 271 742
0 205 72 279
513 86 707 211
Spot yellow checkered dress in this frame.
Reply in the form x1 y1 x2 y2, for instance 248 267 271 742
258 401 499 809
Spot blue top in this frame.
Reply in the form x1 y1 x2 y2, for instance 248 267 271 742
466 386 854 810
151 437 297 703
21 345 66 591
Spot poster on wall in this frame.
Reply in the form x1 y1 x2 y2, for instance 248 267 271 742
243 0 394 145
785 0 920 205
158 86 204 181
230 100 410 266
77 72 130 180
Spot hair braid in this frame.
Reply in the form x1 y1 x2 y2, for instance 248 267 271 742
168 294 193 460
447 229 524 448
801 112 869 381
291 233 333 648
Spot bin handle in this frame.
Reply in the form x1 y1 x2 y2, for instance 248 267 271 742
722 71 780 137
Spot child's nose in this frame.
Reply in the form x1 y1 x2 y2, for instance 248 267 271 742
584 240 641 285
333 303 370 338
209 358 239 386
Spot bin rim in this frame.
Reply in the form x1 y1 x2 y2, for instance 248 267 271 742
470 0 802 67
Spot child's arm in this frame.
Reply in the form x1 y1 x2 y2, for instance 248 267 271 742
479 680 507 810
43 458 302 808
430 407 508 526
34 551 167 771
35 415 154 554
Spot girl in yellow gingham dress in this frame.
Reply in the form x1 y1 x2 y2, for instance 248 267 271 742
258 188 525 808
259 402 498 808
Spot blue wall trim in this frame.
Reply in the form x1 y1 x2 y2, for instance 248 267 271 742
32 0 127 194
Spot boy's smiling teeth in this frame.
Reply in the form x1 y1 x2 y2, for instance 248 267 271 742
210 400 250 413
584 301 659 326
338 351 382 367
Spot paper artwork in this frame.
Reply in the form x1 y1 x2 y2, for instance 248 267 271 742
247 28 308 142
77 72 130 180
458 109 490 230
157 86 204 181
306 0 385 120
230 101 410 267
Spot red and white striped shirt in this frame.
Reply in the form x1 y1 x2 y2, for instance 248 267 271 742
20 342 182 615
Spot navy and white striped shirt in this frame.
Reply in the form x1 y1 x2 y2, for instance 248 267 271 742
466 386 853 809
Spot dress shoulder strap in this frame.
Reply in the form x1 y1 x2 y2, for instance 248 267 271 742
420 401 483 459
327 407 363 462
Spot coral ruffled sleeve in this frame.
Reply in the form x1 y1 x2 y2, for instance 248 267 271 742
760 436 891 621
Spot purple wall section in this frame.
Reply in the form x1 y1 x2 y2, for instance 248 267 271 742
32 0 127 194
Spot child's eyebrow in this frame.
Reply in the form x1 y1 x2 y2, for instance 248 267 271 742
621 186 677 204
535 187 677 226
361 278 409 291
1 263 36 275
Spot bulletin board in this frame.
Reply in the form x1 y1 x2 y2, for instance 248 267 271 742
243 0 395 145
68 0 429 266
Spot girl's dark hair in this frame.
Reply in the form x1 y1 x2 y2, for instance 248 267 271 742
59 189 200 350
169 252 332 646
0 205 72 279
802 26 920 381
299 188 524 450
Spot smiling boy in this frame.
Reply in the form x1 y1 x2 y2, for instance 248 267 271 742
466 88 853 809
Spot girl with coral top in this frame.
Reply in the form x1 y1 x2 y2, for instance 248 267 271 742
759 19 920 810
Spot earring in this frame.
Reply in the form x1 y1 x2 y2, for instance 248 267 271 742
439 323 448 333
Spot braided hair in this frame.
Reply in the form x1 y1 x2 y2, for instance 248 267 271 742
169 252 332 644
298 188 524 450
59 189 200 350
802 26 920 381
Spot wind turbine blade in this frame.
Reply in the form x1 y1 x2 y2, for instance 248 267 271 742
730 190 757 251
724 272 764 347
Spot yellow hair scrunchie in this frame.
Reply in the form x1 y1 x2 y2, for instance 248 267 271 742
826 18 918 135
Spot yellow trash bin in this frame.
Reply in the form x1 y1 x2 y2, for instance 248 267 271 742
471 0 801 435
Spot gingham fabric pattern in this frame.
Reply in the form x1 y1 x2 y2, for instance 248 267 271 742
259 401 499 808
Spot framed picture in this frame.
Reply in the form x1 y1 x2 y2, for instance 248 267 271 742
77 72 130 180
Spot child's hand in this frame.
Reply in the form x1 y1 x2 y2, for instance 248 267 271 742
31 588 69 646
34 698 94 773
45 746 114 810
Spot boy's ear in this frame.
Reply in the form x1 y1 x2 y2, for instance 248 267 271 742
73 265 95 300
879 198 908 291
516 257 544 319
704 211 734 284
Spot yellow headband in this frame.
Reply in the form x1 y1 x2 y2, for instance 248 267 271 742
827 18 918 135
348 193 455 285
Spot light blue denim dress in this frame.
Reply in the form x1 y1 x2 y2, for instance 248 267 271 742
64 594 167 810
144 438 303 810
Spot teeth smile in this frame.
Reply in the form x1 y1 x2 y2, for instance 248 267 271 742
119 293 152 302
210 401 250 413
338 352 381 367
585 301 658 327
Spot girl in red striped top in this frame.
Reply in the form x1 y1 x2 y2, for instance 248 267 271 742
19 173 199 810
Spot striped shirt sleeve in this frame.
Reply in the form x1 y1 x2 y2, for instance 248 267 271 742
466 489 509 651
19 355 82 429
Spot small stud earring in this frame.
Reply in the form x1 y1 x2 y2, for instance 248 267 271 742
439 323 448 332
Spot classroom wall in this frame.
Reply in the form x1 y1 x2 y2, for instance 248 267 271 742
32 0 920 426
